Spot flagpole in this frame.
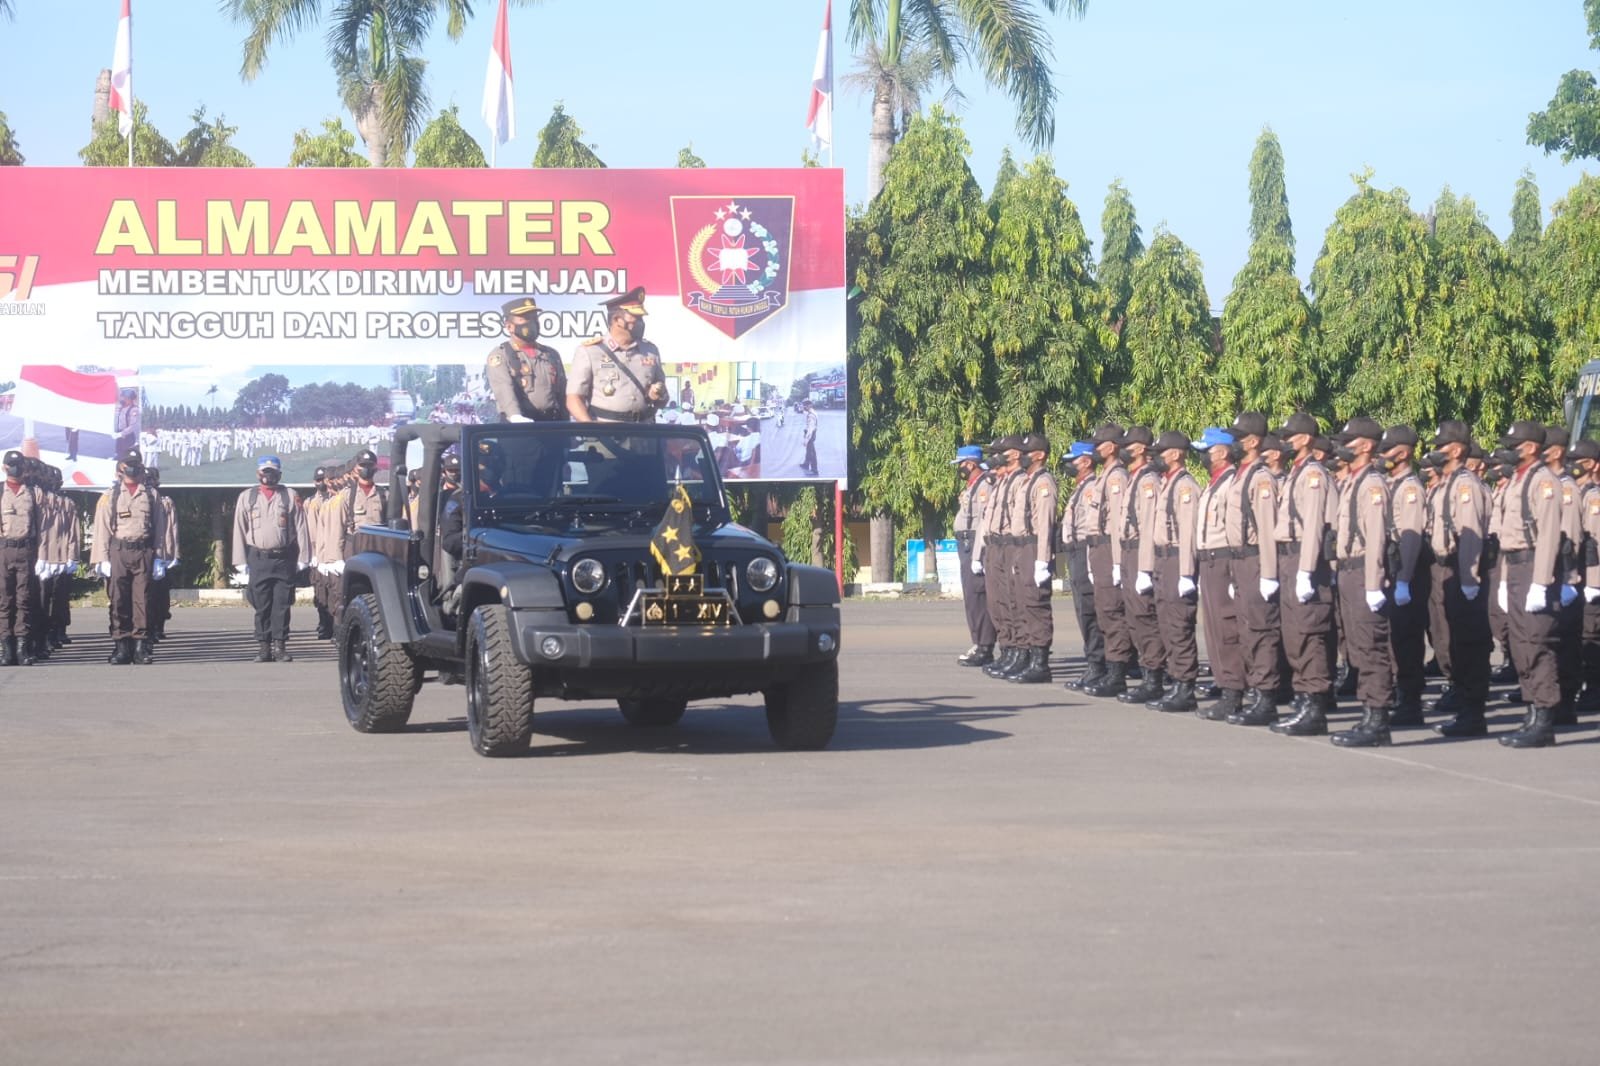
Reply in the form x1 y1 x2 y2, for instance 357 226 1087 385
126 3 134 168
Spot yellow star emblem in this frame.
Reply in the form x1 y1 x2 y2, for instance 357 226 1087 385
661 527 679 542
675 545 693 561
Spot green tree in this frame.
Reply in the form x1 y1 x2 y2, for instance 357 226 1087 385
676 143 707 168
1509 167 1544 261
1119 230 1224 429
532 102 604 167
412 104 486 167
80 101 176 166
234 373 292 421
1538 174 1600 417
288 118 370 168
1307 172 1430 423
1246 128 1294 252
1527 1 1600 160
0 110 22 165
846 0 1089 197
1097 179 1143 333
175 106 254 167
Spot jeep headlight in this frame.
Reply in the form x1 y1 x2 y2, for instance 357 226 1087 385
746 557 779 592
572 558 607 594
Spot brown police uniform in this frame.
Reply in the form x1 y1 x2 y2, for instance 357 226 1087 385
487 338 568 421
1196 463 1242 694
1335 463 1394 710
1063 467 1106 674
91 480 162 643
233 484 312 647
568 337 666 423
956 467 998 649
1579 479 1600 705
1122 462 1165 673
1487 478 1512 660
1386 465 1429 712
1492 461 1563 710
1276 456 1337 697
1093 462 1134 667
1555 470 1584 709
1152 466 1199 684
306 484 338 638
975 466 1021 655
1005 464 1057 653
1428 466 1490 710
0 480 40 649
1227 460 1283 695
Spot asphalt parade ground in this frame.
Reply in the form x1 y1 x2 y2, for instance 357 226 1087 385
4 599 1599 1065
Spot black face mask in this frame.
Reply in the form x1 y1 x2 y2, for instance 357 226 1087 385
1147 455 1167 472
1422 450 1447 469
511 320 539 344
3 464 21 480
1017 453 1034 471
1333 446 1357 465
259 470 281 486
1117 447 1134 464
356 464 377 482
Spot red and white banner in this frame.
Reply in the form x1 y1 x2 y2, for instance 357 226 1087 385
110 0 132 137
805 0 833 152
481 0 514 149
17 366 119 432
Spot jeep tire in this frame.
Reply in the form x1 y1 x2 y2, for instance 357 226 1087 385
339 593 419 733
617 698 688 727
763 659 839 750
466 604 534 757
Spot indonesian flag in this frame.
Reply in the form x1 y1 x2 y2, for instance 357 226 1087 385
110 0 132 137
805 0 833 151
481 0 514 148
16 366 120 433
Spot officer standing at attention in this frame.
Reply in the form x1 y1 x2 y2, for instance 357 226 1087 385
1380 426 1429 727
1221 413 1285 726
1492 422 1564 746
567 287 668 423
974 435 1022 678
1005 432 1057 685
1118 426 1167 705
1060 441 1107 691
1082 424 1134 698
329 449 386 628
232 456 311 663
145 467 179 642
91 450 163 666
1330 418 1396 747
1427 421 1492 737
1542 426 1584 724
1148 431 1201 712
306 467 338 640
1192 429 1243 720
487 296 568 422
1572 439 1600 712
952 444 998 667
0 450 40 666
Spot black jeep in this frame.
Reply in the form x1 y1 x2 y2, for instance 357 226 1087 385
336 422 842 757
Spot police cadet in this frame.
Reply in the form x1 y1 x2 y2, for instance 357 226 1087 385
1268 417 1336 733
1060 441 1107 691
1427 421 1493 737
1223 413 1285 726
487 296 568 422
1572 439 1600 712
0 450 40 666
42 464 79 650
1486 446 1518 683
232 455 311 663
91 449 164 666
1004 432 1057 685
1147 431 1200 712
306 467 339 640
1329 417 1396 747
1082 424 1135 698
1542 426 1585 724
30 464 69 659
1380 425 1429 727
974 435 1023 678
145 467 179 643
952 444 998 667
1192 428 1243 720
567 287 668 423
1119 426 1168 705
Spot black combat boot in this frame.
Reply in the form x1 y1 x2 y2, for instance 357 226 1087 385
1554 693 1578 727
0 638 16 666
1230 688 1280 727
1577 685 1600 713
1426 685 1459 716
1388 697 1426 729
1331 704 1392 747
1008 647 1052 684
1195 681 1220 701
31 635 48 661
110 638 133 665
1500 705 1557 748
1082 661 1127 698
315 619 333 642
1119 667 1166 705
983 646 1017 678
958 643 994 668
1433 703 1489 738
275 640 294 663
253 640 273 663
1065 661 1105 692
1489 659 1518 684
16 638 34 667
1199 688 1241 721
1155 680 1198 713
1273 692 1331 736
1335 661 1358 697
133 639 154 665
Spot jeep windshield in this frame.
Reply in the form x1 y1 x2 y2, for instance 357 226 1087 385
467 426 727 525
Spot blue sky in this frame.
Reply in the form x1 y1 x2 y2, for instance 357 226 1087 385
2 0 1596 302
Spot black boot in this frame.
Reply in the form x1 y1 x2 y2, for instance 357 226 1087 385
1065 661 1105 692
110 638 132 665
1335 661 1359 697
1230 688 1280 726
1155 680 1198 713
1388 697 1426 728
1554 694 1579 727
1195 681 1220 701
275 640 293 663
16 637 34 667
1577 685 1600 713
253 640 273 663
1331 704 1392 747
1434 704 1489 738
983 646 1017 678
1082 661 1128 698
1273 692 1331 736
1426 685 1459 715
1489 660 1518 684
1500 705 1558 748
1119 667 1166 705
1 638 16 667
958 643 994 668
1200 688 1241 721
133 639 154 665
1008 647 1052 684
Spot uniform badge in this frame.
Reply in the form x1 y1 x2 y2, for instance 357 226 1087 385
1180 490 1192 503
1308 476 1320 488
1563 485 1574 503
1371 489 1384 504
1544 484 1556 499
1260 488 1272 499
488 354 502 367
1460 489 1473 503
1405 489 1417 504
1143 487 1155 499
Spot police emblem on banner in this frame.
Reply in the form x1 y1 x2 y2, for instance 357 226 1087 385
670 196 794 339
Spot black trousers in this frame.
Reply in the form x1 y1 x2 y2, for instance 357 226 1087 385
1065 543 1104 667
1390 564 1431 705
956 535 996 646
247 548 296 643
1429 561 1490 707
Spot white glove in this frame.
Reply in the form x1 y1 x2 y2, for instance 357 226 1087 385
1227 583 1235 599
1462 583 1480 602
1135 570 1153 595
1087 561 1096 584
96 560 112 579
231 564 249 586
51 562 68 577
33 560 48 578
1365 589 1386 612
1177 575 1197 599
1560 584 1579 608
298 560 310 572
309 555 320 568
1033 560 1050 588
1586 587 1600 604
1111 564 1122 587
971 557 983 575
329 559 345 576
1525 584 1548 613
1497 581 1508 612
1259 577 1279 601
1295 570 1314 603
151 559 167 581
1394 580 1411 607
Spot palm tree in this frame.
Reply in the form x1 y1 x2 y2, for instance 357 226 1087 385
0 1 14 20
846 0 1088 197
225 0 513 165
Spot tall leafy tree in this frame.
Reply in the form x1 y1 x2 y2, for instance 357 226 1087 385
532 102 604 167
0 110 21 165
288 117 369 167
1119 230 1224 429
1539 174 1600 414
412 104 486 167
1307 173 1431 423
175 106 254 167
1097 179 1143 333
846 0 1089 198
1509 167 1544 261
676 143 707 168
80 101 176 166
1527 0 1600 160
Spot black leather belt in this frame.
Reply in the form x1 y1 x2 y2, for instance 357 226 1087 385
111 537 149 549
588 405 653 423
1232 544 1259 558
1502 548 1533 564
1085 535 1109 547
1198 548 1232 562
1154 545 1179 558
250 545 296 558
1277 541 1301 557
1 537 36 548
1121 539 1139 551
1336 558 1365 572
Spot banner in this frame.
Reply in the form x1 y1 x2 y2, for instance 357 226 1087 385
0 167 847 488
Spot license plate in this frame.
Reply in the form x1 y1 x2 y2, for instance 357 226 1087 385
641 594 732 625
